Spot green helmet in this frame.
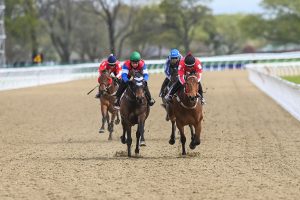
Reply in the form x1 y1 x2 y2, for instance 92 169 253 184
130 51 141 62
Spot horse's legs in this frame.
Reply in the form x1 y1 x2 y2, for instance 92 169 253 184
126 126 132 157
108 111 115 140
106 111 110 129
135 129 140 154
135 120 145 154
169 120 176 145
99 105 107 133
194 122 202 146
188 125 196 149
115 111 120 125
178 124 186 155
120 118 127 144
140 121 146 146
190 122 202 149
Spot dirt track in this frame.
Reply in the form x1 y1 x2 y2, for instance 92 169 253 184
0 70 300 200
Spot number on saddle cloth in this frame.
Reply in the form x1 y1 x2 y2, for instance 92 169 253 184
134 76 144 87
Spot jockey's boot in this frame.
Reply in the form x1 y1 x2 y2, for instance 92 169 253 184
165 80 181 103
198 82 206 105
159 78 170 97
145 84 155 106
114 81 128 109
95 92 101 99
95 88 102 98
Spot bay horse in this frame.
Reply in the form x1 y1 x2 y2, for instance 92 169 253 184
161 68 195 147
167 74 203 155
120 72 150 157
98 70 120 140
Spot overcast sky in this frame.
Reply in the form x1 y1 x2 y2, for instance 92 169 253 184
208 0 264 14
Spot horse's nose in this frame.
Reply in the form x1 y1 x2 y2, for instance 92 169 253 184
189 96 196 101
136 97 143 104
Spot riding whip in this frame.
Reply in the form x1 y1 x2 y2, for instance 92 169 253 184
87 85 99 95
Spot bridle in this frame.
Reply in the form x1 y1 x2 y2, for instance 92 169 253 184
176 75 200 109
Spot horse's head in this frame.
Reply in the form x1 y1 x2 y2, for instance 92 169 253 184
99 70 112 94
185 74 199 102
130 72 146 104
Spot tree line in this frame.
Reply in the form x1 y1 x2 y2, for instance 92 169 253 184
5 0 300 66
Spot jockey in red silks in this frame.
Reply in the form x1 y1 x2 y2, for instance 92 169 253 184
165 52 205 105
113 51 155 109
95 54 122 98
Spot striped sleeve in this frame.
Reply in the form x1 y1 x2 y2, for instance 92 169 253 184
121 64 130 82
142 64 149 81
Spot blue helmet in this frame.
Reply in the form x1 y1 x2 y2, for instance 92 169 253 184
169 49 180 59
107 54 117 64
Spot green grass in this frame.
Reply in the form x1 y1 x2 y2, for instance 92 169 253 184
281 75 300 84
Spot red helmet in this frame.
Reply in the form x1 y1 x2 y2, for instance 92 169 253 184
184 53 195 67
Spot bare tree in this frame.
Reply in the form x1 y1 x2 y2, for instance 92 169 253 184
39 0 78 63
90 0 136 58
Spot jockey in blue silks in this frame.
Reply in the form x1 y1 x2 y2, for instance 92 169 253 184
159 48 182 97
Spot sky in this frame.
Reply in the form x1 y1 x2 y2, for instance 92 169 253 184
208 0 264 14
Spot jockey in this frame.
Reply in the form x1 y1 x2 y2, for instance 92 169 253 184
159 48 182 97
114 51 155 108
95 54 122 98
165 52 205 105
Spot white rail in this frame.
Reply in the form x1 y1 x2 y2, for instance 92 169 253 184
2 52 300 91
246 62 300 121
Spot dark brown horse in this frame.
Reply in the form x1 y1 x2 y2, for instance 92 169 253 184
167 74 203 155
98 71 120 140
161 68 194 147
120 72 150 157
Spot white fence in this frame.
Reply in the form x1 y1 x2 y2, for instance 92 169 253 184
246 62 300 121
1 52 300 91
0 61 166 91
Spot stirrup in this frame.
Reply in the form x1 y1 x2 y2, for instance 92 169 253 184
200 97 206 105
114 99 120 109
149 98 155 106
165 95 173 103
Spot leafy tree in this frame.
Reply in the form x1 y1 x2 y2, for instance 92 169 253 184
5 0 41 64
129 5 166 58
159 0 212 54
241 0 300 47
212 14 246 54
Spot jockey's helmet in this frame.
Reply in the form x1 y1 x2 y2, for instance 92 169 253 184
184 53 195 67
107 54 117 65
170 49 180 59
130 51 141 62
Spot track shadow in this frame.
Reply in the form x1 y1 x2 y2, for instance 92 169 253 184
30 138 113 145
44 151 202 161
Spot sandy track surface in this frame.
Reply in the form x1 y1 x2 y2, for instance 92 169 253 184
0 71 299 200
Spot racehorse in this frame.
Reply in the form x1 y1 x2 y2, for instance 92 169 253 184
167 74 203 155
98 70 120 140
161 68 195 148
119 72 150 157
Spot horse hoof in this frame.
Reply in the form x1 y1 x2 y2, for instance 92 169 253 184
115 119 120 125
169 138 175 145
108 137 112 141
99 129 104 133
140 141 146 146
189 143 196 150
120 136 127 144
135 149 139 154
